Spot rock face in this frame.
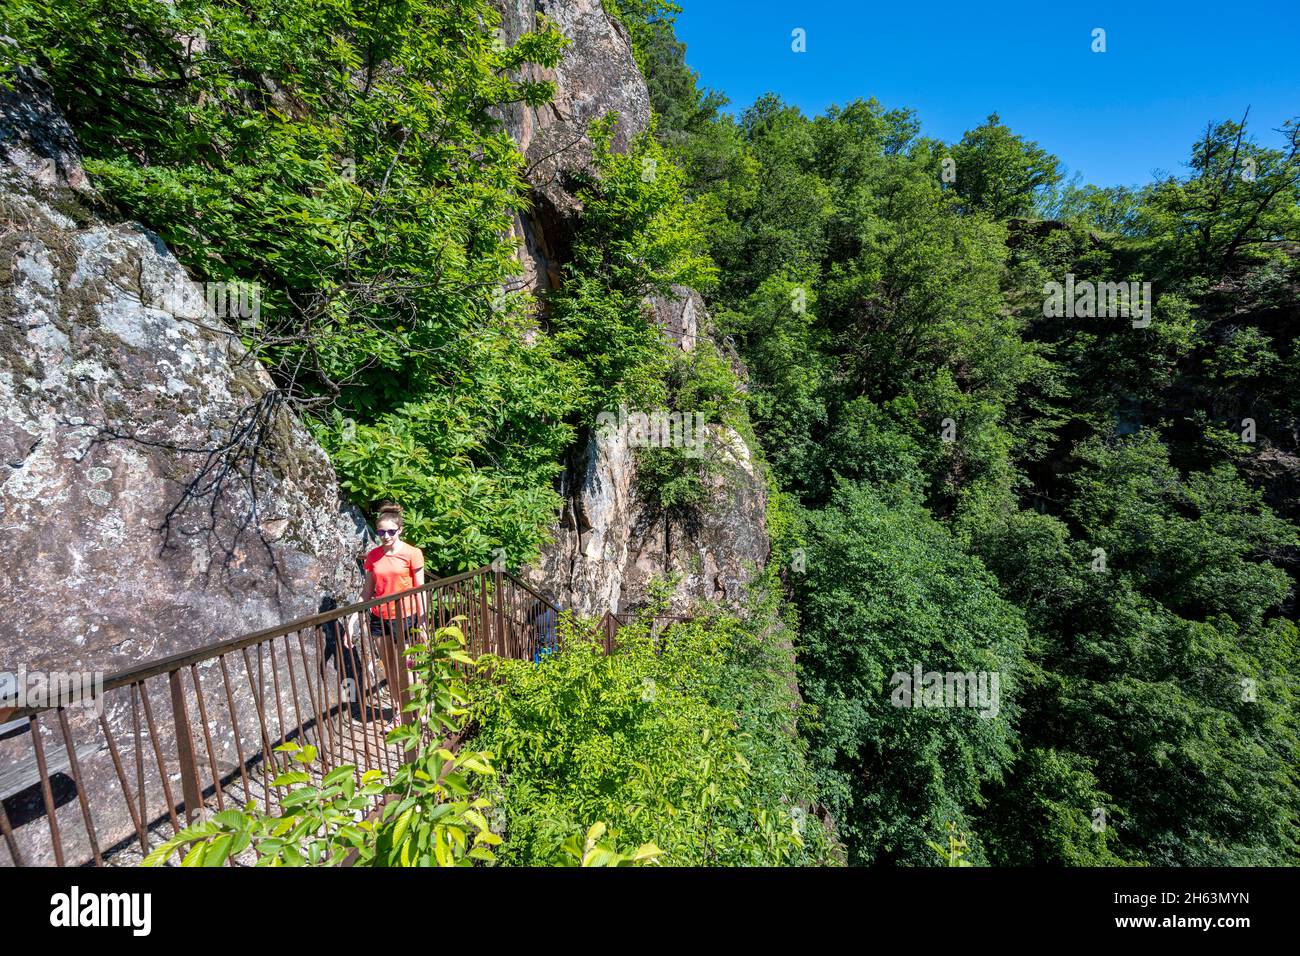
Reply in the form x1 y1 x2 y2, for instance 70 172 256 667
0 70 364 864
0 69 363 675
618 422 769 615
491 2 771 616
493 0 651 294
647 283 702 353
527 418 770 618
524 289 770 618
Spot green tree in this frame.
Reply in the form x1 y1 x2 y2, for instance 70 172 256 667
950 113 1062 220
795 481 1027 864
1140 114 1300 275
972 435 1300 864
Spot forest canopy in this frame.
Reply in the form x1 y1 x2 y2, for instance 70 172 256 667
4 0 1297 865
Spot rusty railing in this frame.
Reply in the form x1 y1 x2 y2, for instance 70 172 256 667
0 565 561 867
598 611 694 654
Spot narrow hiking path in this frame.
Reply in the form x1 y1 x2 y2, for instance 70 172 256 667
1 565 593 867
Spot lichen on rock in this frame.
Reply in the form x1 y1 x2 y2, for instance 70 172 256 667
0 69 365 865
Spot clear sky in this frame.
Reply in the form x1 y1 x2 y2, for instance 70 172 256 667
674 0 1300 187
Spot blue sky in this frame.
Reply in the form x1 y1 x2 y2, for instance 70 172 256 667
674 1 1300 187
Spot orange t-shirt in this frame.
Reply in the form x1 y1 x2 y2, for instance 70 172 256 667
364 543 424 619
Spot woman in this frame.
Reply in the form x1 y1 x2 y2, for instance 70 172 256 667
360 503 426 703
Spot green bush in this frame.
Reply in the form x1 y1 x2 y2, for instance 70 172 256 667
467 592 838 866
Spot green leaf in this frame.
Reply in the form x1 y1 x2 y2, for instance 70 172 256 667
271 772 312 787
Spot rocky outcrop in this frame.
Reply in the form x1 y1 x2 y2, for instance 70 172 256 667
493 0 650 294
525 417 770 618
491 3 771 616
524 289 770 618
618 422 769 614
0 69 364 864
0 69 364 674
647 283 701 353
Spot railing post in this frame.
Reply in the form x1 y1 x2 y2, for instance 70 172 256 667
600 612 614 654
494 566 508 658
168 670 204 824
479 573 489 658
394 610 417 765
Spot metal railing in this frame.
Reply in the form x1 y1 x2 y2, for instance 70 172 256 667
0 565 562 867
598 611 694 654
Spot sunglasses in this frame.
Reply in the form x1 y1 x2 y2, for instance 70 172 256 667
377 528 399 538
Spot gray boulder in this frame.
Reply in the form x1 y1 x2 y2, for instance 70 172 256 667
0 69 364 865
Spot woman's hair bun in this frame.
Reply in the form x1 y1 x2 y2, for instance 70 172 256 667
376 501 403 528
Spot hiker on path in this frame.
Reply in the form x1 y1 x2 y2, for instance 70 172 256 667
359 502 426 694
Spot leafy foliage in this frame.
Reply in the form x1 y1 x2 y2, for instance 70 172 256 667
794 482 1027 865
949 114 1063 220
142 624 503 867
467 589 837 866
614 5 1300 867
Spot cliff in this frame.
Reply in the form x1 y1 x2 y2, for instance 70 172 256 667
0 69 364 676
0 68 365 865
493 0 771 616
